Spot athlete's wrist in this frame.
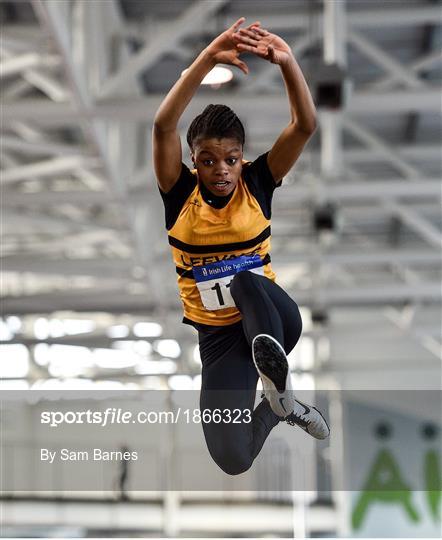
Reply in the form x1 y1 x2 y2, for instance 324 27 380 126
278 51 295 69
201 47 219 67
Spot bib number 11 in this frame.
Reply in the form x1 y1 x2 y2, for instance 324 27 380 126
211 280 232 306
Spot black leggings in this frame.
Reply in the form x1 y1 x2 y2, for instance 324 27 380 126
198 271 303 475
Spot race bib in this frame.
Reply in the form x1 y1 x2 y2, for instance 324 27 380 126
193 255 264 311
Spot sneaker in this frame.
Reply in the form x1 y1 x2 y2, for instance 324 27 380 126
285 399 330 440
252 334 295 418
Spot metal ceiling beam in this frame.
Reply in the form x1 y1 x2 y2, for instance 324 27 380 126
98 0 229 98
0 52 60 77
20 68 67 101
2 248 439 279
273 249 441 267
1 135 89 157
29 0 165 305
276 179 441 205
30 0 128 200
1 155 101 183
3 207 122 234
347 89 441 113
1 256 133 277
384 201 442 250
320 0 346 180
342 144 441 164
2 4 441 48
3 88 441 123
221 6 442 30
232 142 442 163
348 30 426 90
4 177 440 209
371 50 442 91
342 117 421 178
3 72 66 106
4 189 115 206
2 281 440 315
292 282 441 306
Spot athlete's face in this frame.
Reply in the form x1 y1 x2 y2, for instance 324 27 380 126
191 137 243 197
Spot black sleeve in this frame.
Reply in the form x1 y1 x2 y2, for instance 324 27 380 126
158 163 197 230
242 151 282 219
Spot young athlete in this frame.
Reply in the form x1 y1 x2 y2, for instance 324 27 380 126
153 18 329 475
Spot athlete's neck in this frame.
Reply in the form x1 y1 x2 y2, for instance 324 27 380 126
199 181 235 209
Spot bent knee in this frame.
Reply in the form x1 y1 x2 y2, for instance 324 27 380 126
216 456 253 476
230 270 260 300
209 445 253 476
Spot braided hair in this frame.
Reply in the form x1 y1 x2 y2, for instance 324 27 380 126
186 104 245 150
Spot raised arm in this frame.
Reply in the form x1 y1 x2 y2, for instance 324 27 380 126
152 18 251 193
234 25 317 183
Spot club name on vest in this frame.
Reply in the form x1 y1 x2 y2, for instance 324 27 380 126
180 248 261 267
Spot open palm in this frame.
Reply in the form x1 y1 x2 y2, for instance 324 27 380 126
233 25 293 66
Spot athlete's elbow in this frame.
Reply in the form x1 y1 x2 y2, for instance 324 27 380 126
295 116 317 136
153 117 176 134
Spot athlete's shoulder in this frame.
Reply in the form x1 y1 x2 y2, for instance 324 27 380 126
241 152 280 220
159 162 198 230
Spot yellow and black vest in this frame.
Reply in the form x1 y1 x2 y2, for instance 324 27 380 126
168 166 276 326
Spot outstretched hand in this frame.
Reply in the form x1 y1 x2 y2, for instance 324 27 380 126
233 24 293 66
206 17 261 74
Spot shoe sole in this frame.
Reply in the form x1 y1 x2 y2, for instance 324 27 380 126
252 334 288 394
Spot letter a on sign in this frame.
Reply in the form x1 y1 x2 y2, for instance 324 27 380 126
352 448 419 529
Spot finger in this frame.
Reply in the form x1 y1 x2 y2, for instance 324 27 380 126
236 43 267 59
246 20 261 29
239 28 260 39
231 17 245 32
250 26 269 36
232 57 249 75
235 29 260 44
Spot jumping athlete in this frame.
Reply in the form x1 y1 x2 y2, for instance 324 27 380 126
153 18 329 476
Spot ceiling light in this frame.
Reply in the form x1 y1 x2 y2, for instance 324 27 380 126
112 340 152 357
168 375 193 390
34 343 50 366
133 322 162 337
6 316 21 333
106 324 130 339
134 359 177 375
49 318 65 338
181 66 233 86
0 345 29 377
63 319 96 335
141 376 168 390
0 320 13 341
154 339 181 359
48 345 94 377
34 317 50 340
93 348 138 369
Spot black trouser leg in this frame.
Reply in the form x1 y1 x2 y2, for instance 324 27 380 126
230 271 303 354
198 273 302 475
199 324 280 475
